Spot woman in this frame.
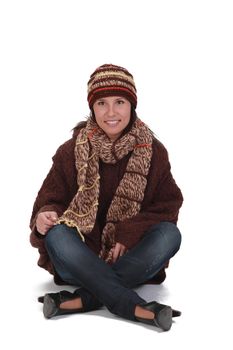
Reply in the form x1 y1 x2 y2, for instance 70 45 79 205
30 63 183 331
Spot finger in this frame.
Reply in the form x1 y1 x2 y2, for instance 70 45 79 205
42 216 56 226
114 243 127 256
119 249 125 257
112 244 120 263
47 212 58 222
37 222 53 235
45 214 57 223
37 226 46 235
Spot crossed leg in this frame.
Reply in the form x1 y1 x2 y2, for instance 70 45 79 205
45 222 181 321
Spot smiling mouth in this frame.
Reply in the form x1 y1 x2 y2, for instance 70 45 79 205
105 120 121 126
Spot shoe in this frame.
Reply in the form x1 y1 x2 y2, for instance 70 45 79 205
41 289 84 319
136 301 178 331
38 296 44 303
38 297 181 316
172 309 182 317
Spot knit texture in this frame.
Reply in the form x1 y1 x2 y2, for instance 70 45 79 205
57 117 153 263
87 64 137 108
29 125 183 284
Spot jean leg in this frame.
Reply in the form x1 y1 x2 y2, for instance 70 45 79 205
45 224 145 321
45 225 103 311
112 222 182 288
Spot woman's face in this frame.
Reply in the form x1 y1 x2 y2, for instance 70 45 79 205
92 96 131 141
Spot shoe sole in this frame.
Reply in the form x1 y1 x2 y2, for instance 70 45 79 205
43 294 58 319
155 306 172 331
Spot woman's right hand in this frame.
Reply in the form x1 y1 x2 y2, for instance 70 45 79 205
36 211 58 235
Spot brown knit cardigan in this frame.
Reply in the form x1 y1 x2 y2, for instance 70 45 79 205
29 124 183 285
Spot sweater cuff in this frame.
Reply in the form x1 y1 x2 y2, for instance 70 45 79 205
34 229 46 239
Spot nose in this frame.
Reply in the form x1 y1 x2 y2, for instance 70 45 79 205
107 102 115 117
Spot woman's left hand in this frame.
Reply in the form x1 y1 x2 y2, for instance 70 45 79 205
112 242 128 263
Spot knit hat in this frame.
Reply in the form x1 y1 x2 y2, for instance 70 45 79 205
87 64 137 109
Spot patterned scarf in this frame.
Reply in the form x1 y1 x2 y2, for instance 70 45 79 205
57 117 153 263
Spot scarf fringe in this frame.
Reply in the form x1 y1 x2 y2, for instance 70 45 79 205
56 117 153 263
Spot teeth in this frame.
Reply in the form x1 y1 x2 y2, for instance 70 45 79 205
106 121 119 125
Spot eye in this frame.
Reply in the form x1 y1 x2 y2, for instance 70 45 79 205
97 100 105 106
116 99 125 104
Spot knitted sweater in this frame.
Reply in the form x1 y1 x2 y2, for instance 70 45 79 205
29 127 183 284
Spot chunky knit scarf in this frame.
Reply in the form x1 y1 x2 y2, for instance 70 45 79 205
57 117 153 263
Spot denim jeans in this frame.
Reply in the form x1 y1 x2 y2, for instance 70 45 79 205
45 222 181 321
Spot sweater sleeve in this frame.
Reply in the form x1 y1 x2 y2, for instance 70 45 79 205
115 144 183 249
29 140 77 252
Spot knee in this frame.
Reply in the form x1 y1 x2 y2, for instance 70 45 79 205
44 224 76 255
44 224 62 254
45 224 86 266
149 221 182 254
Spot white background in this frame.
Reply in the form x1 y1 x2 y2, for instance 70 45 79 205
0 0 232 349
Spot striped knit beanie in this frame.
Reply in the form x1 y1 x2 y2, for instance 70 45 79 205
87 64 137 109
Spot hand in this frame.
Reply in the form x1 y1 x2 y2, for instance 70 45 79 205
112 242 128 263
36 211 58 235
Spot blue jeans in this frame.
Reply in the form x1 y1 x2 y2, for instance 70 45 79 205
45 222 181 321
